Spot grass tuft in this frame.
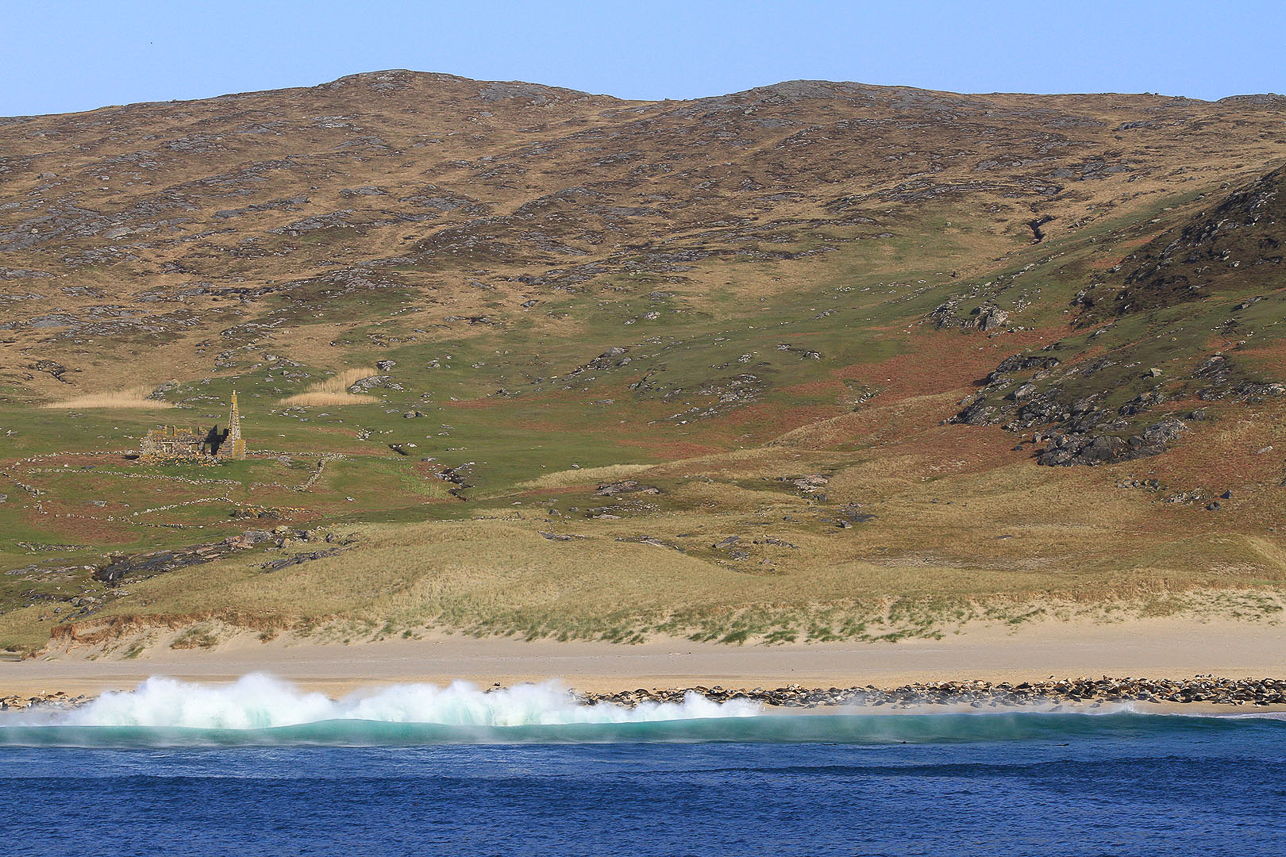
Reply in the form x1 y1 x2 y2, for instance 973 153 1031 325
279 368 380 406
42 386 175 409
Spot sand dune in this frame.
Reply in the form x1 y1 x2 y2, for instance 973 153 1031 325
5 615 1284 699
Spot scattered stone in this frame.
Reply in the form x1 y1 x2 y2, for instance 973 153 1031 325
783 474 829 494
595 480 661 496
230 506 286 521
348 375 403 393
617 535 685 552
147 380 179 400
227 530 273 547
261 548 341 572
973 304 1010 331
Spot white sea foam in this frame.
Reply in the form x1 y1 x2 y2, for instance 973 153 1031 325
14 673 762 730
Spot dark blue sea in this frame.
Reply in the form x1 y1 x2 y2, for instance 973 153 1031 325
2 675 1284 856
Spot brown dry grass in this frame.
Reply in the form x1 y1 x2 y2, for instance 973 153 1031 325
4 78 1282 406
279 368 379 406
508 463 656 493
15 446 1284 651
41 385 176 409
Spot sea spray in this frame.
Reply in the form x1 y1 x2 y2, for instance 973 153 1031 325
5 673 762 730
1 674 1283 748
64 674 336 729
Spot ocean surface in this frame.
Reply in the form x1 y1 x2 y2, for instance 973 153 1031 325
2 675 1284 856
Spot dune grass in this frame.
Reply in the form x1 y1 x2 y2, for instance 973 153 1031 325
5 198 1286 653
279 368 380 406
507 463 657 493
41 386 175 409
16 456 1286 652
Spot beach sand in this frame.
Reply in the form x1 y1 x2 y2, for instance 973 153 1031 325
3 615 1284 699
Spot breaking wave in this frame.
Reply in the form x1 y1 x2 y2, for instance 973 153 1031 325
0 673 1282 748
0 673 757 746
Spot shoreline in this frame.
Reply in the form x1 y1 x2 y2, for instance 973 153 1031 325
4 681 1285 717
1 614 1283 710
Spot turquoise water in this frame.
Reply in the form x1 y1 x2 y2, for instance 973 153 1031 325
0 708 1277 747
2 675 1283 855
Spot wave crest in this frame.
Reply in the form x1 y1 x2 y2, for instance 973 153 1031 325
13 673 761 730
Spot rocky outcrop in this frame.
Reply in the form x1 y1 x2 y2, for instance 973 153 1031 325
1036 417 1187 467
930 299 1012 331
92 527 334 584
347 374 403 393
1079 164 1286 320
1191 354 1286 402
260 547 341 572
954 344 1198 466
595 480 661 496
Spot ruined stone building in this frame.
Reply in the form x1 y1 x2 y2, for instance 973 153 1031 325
223 391 246 460
139 392 247 463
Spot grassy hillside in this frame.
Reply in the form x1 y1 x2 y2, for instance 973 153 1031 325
3 73 1286 652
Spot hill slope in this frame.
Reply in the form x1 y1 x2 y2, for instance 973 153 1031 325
3 72 1286 652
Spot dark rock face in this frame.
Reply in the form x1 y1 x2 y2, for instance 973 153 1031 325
1032 415 1190 467
959 337 1286 465
1080 165 1286 320
1027 214 1054 243
1192 354 1286 402
1037 433 1126 466
930 299 1011 331
952 186 1286 475
93 543 239 584
92 528 338 584
954 337 1203 466
987 354 1062 380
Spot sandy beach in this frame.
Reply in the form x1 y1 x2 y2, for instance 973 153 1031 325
3 616 1284 699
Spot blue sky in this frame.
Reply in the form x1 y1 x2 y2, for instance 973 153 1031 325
4 1 1284 116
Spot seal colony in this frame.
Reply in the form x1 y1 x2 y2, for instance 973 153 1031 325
4 676 1285 713
578 676 1286 709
